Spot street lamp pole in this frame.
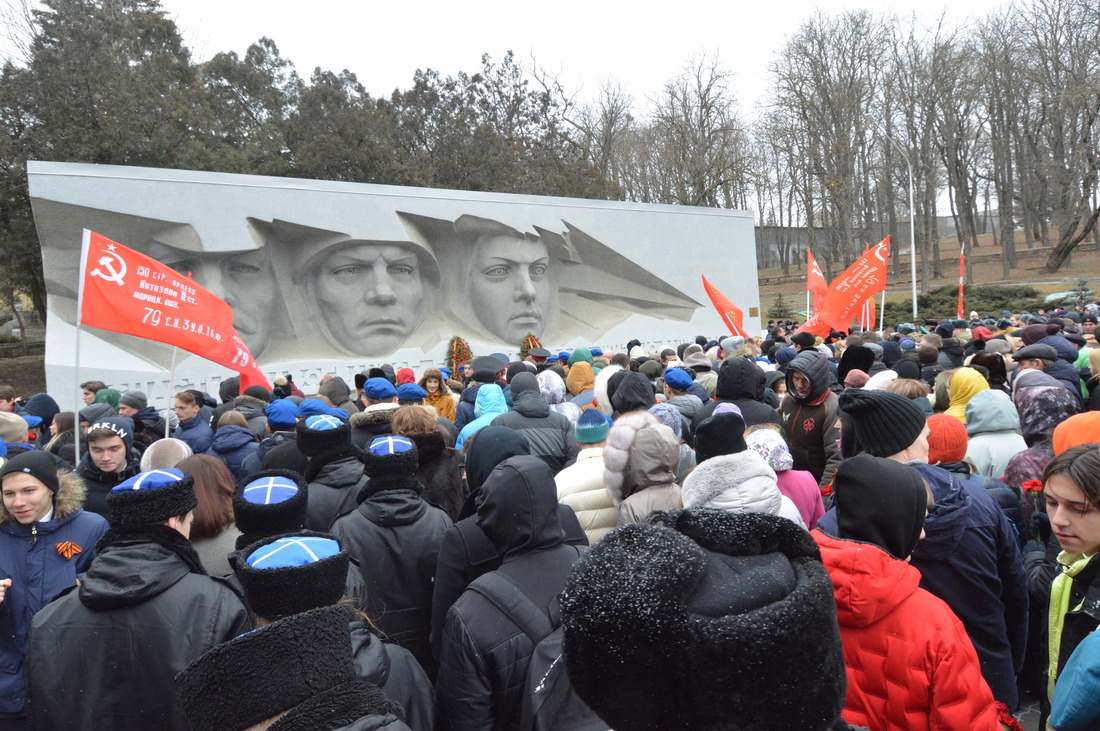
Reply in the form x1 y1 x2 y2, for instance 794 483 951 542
889 138 918 321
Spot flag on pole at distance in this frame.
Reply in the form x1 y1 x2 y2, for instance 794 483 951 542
957 253 966 320
79 229 271 391
701 275 746 338
807 249 828 314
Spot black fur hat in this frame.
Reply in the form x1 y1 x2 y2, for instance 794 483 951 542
107 469 197 526
232 470 309 550
295 414 351 458
235 531 350 621
560 509 847 731
360 434 418 478
176 606 355 731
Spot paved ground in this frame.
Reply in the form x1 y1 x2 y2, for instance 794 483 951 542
1018 691 1041 731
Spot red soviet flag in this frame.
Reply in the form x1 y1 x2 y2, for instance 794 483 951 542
701 275 746 338
79 230 271 390
815 236 890 332
807 249 828 314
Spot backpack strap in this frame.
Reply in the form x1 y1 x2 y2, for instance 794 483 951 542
467 571 555 644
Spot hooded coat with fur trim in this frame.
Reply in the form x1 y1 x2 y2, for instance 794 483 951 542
603 412 681 526
0 470 108 717
681 450 806 528
813 530 1003 731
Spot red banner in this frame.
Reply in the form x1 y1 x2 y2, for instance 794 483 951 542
807 249 827 315
701 275 746 338
957 253 966 320
79 230 271 391
815 236 890 332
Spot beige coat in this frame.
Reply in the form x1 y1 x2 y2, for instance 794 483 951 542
556 448 617 543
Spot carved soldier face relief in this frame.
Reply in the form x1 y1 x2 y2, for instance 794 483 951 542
469 234 551 343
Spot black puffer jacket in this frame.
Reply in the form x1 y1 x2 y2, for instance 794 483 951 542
305 447 367 531
350 621 435 731
330 475 453 677
691 358 782 433
27 527 251 731
489 390 578 473
436 456 585 731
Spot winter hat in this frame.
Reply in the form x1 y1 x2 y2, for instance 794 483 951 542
712 402 744 418
232 470 309 549
1013 343 1058 362
926 414 968 464
361 435 417 478
681 451 805 528
264 399 298 431
396 368 416 385
682 351 711 371
774 346 798 366
79 404 115 427
471 369 499 384
439 366 453 379
176 606 399 731
118 390 148 412
575 408 611 444
637 359 663 380
837 389 927 458
235 532 350 620
505 361 529 383
893 359 921 381
295 414 351 458
604 412 679 505
362 377 397 401
1022 322 1062 345
834 454 928 560
971 326 993 342
720 336 745 354
863 369 898 392
508 372 540 397
0 450 60 493
693 411 748 463
1053 413 1100 456
396 383 427 401
295 399 347 420
900 337 915 351
107 468 197 526
560 509 847 731
663 368 693 391
88 416 135 453
648 402 683 440
916 344 940 366
0 412 29 443
746 429 795 472
864 342 884 361
935 321 955 339
790 331 815 349
243 385 272 403
843 369 870 389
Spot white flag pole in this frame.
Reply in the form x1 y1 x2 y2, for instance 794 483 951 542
880 289 887 334
165 346 179 439
73 229 93 465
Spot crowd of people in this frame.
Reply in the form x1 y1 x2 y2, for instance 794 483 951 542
3 307 1100 729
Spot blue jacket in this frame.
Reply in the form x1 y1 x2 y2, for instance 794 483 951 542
0 471 108 717
819 462 1028 710
456 385 510 450
174 414 213 454
204 425 258 480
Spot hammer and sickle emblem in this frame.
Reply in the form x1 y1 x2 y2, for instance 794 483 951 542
90 251 127 286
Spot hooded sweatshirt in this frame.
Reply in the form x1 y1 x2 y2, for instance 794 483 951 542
780 351 841 488
690 358 781 433
964 389 1027 480
944 367 989 423
609 371 657 416
320 376 361 414
455 385 509 449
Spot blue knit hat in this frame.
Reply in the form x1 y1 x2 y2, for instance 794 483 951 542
663 368 693 391
775 347 798 366
264 399 298 431
590 348 604 357
575 409 611 444
108 468 197 526
396 383 427 401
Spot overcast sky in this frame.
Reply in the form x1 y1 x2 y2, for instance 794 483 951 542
159 0 1012 114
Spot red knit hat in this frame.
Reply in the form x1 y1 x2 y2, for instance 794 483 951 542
926 414 968 464
1053 413 1100 456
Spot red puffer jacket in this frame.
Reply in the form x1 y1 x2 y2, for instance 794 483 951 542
813 530 1002 731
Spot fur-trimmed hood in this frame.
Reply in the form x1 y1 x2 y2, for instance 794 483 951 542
594 364 623 415
603 411 679 505
0 468 86 524
681 450 806 528
350 403 400 429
